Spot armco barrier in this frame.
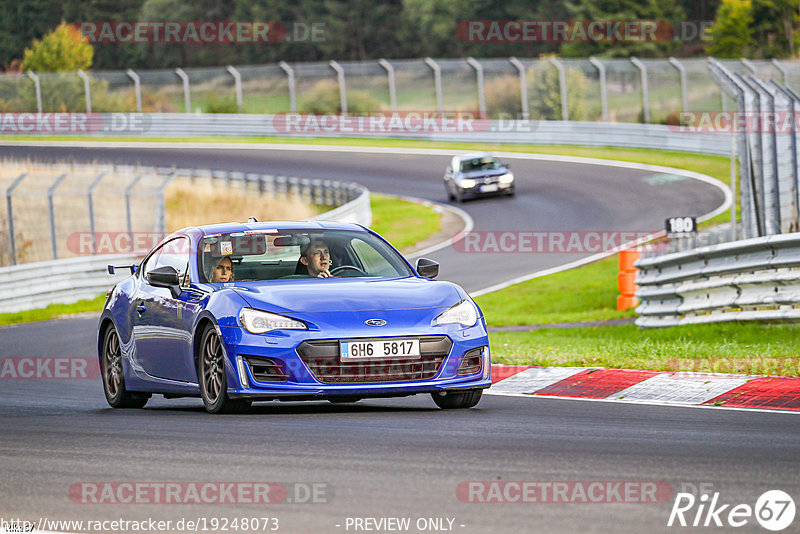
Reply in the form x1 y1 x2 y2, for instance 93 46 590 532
0 254 140 314
36 114 732 156
0 166 370 314
635 233 800 328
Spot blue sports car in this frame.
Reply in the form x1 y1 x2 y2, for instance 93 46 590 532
98 221 491 413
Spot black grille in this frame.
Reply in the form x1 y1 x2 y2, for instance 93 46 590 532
244 356 288 383
297 336 453 384
458 347 484 376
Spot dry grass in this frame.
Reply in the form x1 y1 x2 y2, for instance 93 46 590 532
164 180 318 232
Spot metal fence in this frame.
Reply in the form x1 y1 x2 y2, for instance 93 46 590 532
4 58 800 123
636 234 800 327
0 162 369 267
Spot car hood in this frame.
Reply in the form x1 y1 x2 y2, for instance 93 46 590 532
460 168 508 179
230 277 461 314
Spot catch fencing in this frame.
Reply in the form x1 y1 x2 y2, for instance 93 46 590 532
3 58 800 124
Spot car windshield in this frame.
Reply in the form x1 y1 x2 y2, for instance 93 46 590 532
461 157 501 172
199 229 414 282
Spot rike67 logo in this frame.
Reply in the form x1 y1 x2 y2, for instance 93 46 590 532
668 490 796 531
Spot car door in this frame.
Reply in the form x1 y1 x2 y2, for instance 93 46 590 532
132 236 199 383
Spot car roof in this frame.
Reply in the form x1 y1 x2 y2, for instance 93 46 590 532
180 220 365 236
457 152 495 161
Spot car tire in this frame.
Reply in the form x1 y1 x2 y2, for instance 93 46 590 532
455 189 464 203
198 326 249 414
431 389 482 409
101 325 150 409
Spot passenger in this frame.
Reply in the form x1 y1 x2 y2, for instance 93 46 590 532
299 239 332 278
210 256 234 282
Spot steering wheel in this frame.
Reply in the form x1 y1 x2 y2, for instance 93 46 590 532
330 265 367 277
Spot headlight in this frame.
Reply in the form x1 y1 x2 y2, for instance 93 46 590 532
436 300 479 327
499 173 514 184
460 179 476 188
239 308 307 334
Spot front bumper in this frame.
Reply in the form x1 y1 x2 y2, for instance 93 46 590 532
219 322 491 400
460 182 514 198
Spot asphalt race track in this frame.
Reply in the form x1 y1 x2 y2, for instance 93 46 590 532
3 144 798 534
0 144 725 292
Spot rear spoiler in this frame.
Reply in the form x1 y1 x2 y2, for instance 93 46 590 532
107 264 138 275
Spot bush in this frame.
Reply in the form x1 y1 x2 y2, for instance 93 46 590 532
299 79 381 114
203 95 239 113
485 75 522 119
527 56 588 121
21 22 93 72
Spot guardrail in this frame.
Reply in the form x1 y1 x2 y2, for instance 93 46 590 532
0 165 370 314
635 233 800 328
8 114 733 156
0 254 140 314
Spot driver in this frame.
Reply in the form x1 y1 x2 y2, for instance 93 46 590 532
299 239 332 278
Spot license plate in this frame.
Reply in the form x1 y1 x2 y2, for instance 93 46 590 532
480 184 499 193
340 339 421 360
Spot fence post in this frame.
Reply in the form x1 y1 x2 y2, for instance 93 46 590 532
771 59 789 86
5 173 27 266
47 173 68 260
709 60 756 239
588 57 609 122
736 73 767 237
175 68 191 113
466 57 486 118
329 60 347 115
771 81 800 231
77 70 92 113
547 57 568 121
378 59 398 112
782 85 800 229
668 57 689 113
630 58 650 123
155 171 176 233
741 58 758 76
508 57 529 120
424 57 444 114
279 61 296 113
750 76 782 234
26 72 42 113
226 65 243 112
87 172 106 254
126 69 142 113
125 173 145 236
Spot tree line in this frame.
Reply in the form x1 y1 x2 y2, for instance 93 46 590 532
2 0 797 71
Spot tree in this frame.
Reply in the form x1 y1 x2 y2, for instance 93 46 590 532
705 0 754 57
21 21 93 71
750 0 798 57
560 0 686 58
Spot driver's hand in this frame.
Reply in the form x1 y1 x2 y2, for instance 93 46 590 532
317 269 332 278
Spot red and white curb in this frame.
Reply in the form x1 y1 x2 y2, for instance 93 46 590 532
489 365 800 412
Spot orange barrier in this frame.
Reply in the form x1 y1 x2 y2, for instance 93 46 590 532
617 249 640 310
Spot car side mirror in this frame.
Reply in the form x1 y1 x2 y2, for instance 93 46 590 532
147 266 182 298
415 258 439 279
446 166 452 173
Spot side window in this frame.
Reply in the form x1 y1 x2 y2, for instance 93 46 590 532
145 238 191 288
351 239 394 276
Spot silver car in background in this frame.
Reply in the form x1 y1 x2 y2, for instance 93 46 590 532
443 152 515 202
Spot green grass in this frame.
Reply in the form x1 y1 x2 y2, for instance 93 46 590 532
369 193 441 252
476 256 634 326
490 323 800 377
0 294 107 326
